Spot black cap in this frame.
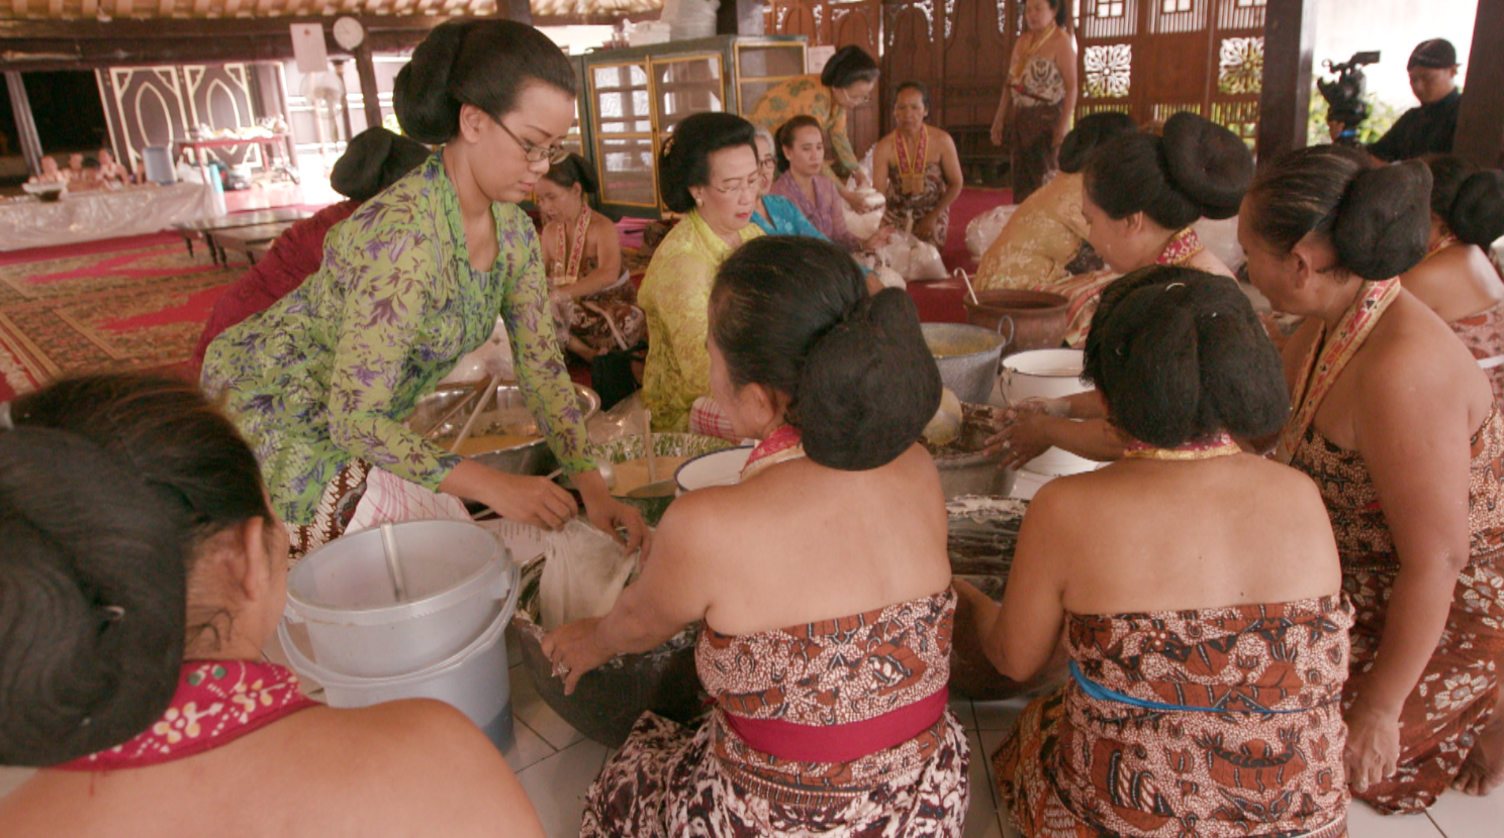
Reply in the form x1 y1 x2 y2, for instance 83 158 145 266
1408 39 1458 70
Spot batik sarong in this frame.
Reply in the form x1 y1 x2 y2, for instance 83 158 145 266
1450 302 1504 405
884 161 951 249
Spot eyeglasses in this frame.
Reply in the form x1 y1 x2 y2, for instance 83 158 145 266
711 175 762 197
491 115 570 164
758 156 777 170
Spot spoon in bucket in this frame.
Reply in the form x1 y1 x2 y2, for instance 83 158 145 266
628 407 677 500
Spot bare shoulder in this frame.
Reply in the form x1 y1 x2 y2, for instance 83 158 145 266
1187 248 1235 279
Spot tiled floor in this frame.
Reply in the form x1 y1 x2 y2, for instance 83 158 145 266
3 639 1502 837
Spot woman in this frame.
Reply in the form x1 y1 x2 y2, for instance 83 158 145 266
871 81 963 249
990 0 1078 203
996 113 1252 469
964 267 1350 838
746 45 880 210
201 21 644 559
1242 146 1504 810
535 153 646 362
0 374 542 837
974 111 1136 293
749 126 825 239
638 112 763 435
770 115 886 254
190 127 434 374
1402 157 1504 401
544 236 967 837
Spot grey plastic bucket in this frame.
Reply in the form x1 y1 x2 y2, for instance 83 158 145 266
284 520 514 678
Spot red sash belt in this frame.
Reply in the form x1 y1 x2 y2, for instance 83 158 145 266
723 687 948 764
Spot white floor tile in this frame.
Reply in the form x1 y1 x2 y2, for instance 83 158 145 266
972 696 1029 732
1425 789 1504 838
964 731 1002 838
979 729 1017 838
504 718 561 774
950 698 978 732
1348 800 1446 838
0 766 35 801
515 738 610 838
512 664 586 751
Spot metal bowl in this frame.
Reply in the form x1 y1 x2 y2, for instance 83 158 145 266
408 381 600 476
925 403 1015 500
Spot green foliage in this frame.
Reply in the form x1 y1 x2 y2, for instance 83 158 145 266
1307 81 1404 147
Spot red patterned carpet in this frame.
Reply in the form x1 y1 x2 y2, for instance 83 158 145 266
0 233 237 400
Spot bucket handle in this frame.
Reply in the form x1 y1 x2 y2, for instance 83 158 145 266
994 314 1015 350
490 546 522 622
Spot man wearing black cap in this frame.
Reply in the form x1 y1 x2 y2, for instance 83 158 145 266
1370 38 1463 162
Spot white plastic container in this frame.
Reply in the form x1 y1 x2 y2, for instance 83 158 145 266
999 348 1098 476
279 601 517 751
284 520 512 678
675 445 754 494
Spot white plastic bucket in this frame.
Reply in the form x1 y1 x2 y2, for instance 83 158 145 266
675 445 753 494
999 349 1098 476
279 602 516 751
285 520 513 678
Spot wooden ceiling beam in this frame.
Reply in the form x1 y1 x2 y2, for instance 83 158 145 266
11 0 28 18
82 0 98 17
48 0 63 18
0 12 463 38
157 0 172 16
115 0 132 17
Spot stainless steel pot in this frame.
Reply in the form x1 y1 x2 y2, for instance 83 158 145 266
408 382 601 476
922 322 1010 405
927 404 1016 499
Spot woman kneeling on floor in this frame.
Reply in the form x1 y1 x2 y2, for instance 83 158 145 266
0 374 542 838
544 236 969 837
960 266 1351 838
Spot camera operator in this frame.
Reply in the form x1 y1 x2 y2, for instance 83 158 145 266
1371 38 1463 162
1319 51 1375 147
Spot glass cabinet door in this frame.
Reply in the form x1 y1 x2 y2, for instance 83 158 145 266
651 55 726 135
734 42 808 115
590 62 656 207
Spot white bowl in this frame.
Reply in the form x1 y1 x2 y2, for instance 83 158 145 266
674 445 753 494
1000 349 1098 476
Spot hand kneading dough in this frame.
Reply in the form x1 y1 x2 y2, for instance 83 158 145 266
538 520 639 631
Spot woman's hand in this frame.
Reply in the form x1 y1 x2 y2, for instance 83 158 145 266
1345 695 1403 793
913 213 937 242
990 119 1006 147
574 469 649 552
485 472 579 530
865 225 894 251
987 408 1058 470
541 617 614 695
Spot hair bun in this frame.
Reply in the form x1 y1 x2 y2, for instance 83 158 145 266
0 429 188 766
1452 170 1504 248
1059 111 1137 174
1334 160 1433 280
393 21 471 144
798 289 941 471
330 128 431 202
1161 112 1254 220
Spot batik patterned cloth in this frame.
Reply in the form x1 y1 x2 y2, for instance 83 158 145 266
975 171 1092 293
57 661 317 771
1450 302 1504 405
638 210 762 432
581 590 969 837
544 209 646 355
1009 55 1067 204
996 597 1353 838
771 171 864 253
1290 408 1504 813
201 154 593 525
883 161 951 249
1057 227 1207 347
746 74 860 183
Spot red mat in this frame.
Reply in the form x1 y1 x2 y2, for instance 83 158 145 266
0 238 238 399
908 186 1012 325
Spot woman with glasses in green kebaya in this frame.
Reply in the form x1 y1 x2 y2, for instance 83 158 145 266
202 20 646 557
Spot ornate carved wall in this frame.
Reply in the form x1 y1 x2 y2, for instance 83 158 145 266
96 63 264 173
763 0 883 160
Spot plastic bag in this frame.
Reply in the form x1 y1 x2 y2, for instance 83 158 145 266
538 519 639 631
875 231 948 281
1192 216 1244 274
439 317 514 385
966 205 1018 263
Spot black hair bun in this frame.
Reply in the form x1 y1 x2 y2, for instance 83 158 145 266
330 128 432 202
393 21 471 145
819 45 880 90
1452 170 1504 248
1335 160 1433 280
547 153 600 195
1161 112 1255 220
799 289 941 471
0 429 188 766
1059 111 1137 174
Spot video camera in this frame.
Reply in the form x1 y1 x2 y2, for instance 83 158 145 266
1318 51 1380 145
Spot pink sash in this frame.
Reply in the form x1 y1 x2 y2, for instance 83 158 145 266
1275 279 1401 463
724 687 949 764
56 660 317 771
740 424 806 481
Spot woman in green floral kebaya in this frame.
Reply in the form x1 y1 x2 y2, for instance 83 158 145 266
202 20 645 558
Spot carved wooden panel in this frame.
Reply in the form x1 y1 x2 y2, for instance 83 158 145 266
763 1 884 160
99 63 261 174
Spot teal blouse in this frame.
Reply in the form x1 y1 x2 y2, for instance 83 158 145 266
202 154 593 525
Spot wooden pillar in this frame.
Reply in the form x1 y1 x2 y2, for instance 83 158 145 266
718 0 765 36
1455 0 1504 168
353 42 383 134
332 57 357 140
1255 0 1316 168
4 71 44 176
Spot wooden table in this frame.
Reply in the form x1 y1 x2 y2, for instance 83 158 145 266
211 222 295 266
173 207 310 264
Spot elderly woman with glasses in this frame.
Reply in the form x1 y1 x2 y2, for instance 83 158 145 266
638 112 765 437
202 20 646 558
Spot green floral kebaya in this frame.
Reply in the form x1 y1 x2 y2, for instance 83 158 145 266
203 154 593 525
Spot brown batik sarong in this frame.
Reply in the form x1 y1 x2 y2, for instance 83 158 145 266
285 458 371 562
